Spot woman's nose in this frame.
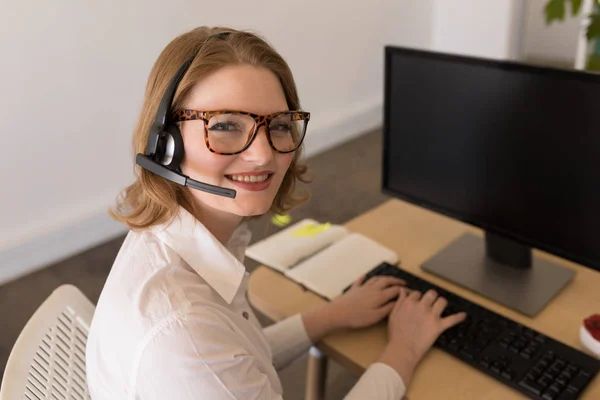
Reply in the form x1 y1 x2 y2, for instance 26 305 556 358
242 126 274 165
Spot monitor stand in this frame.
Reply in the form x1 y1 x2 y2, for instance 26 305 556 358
421 232 575 317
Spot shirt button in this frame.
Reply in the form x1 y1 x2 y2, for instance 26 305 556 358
242 311 249 320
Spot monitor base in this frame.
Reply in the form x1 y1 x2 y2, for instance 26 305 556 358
421 233 575 317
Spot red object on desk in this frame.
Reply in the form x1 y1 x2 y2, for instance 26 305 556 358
584 314 600 341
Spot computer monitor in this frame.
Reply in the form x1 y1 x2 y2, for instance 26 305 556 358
383 46 600 317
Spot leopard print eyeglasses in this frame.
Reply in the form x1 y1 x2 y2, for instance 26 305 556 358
174 110 310 155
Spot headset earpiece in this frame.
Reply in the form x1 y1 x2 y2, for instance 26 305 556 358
159 124 184 168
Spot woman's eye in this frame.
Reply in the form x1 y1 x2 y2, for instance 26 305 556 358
271 124 292 132
209 122 242 132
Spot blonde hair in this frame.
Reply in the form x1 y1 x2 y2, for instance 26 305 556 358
111 27 311 229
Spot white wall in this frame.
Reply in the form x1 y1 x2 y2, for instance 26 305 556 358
382 0 435 49
431 0 526 59
522 0 583 66
1 0 436 284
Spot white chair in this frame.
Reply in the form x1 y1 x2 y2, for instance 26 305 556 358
0 284 95 400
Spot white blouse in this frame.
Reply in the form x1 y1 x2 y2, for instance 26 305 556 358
86 206 406 399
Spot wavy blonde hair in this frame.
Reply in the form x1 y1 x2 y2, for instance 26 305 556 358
111 27 311 230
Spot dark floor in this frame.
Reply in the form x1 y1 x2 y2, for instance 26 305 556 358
0 129 390 399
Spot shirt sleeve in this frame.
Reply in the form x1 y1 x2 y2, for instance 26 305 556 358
262 314 313 370
345 362 407 400
133 313 285 400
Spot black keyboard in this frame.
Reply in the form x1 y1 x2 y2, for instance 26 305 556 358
348 262 600 400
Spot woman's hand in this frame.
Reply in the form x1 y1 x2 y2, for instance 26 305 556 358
302 275 406 343
329 275 407 330
378 288 467 385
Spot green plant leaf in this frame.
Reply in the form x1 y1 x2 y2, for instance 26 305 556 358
586 52 600 70
545 0 566 24
587 11 600 40
571 0 583 15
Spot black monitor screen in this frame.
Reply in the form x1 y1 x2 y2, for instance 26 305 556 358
383 47 600 271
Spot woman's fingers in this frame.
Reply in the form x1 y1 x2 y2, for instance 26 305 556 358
432 296 448 316
392 287 409 313
421 289 438 306
441 312 468 331
376 276 406 289
351 274 366 289
408 289 422 301
366 276 406 289
377 301 396 319
376 285 402 305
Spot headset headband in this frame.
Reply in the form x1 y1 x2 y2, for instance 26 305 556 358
146 31 234 156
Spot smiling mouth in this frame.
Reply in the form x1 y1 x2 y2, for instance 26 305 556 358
225 173 273 183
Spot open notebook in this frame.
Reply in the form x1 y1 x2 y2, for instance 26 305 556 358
245 219 398 300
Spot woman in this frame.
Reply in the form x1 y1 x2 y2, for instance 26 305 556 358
86 26 466 399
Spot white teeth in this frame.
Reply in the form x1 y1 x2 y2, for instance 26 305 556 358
229 174 269 183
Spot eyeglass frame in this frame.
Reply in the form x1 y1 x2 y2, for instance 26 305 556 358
173 109 310 155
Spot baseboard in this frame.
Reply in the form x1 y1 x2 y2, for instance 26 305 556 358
0 98 381 286
522 54 575 70
0 210 127 286
303 98 382 158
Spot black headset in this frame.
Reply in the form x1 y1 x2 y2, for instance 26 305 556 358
135 31 237 199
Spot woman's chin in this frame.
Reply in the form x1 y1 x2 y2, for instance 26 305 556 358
235 204 272 217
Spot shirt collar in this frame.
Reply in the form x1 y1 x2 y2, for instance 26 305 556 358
152 206 252 304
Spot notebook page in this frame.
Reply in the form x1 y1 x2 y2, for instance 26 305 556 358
284 233 398 300
245 219 349 272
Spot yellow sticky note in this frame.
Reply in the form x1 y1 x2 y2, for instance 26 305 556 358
292 222 332 237
271 214 292 227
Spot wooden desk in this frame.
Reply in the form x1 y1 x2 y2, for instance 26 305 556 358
248 199 600 399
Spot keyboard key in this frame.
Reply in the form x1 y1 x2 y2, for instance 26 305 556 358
566 364 579 374
519 378 544 395
567 371 591 392
473 342 486 353
520 350 532 359
448 339 461 352
548 366 562 377
532 365 544 376
479 356 491 368
501 368 515 380
535 334 547 343
548 384 562 393
538 358 550 369
544 371 557 380
491 360 505 374
526 342 539 353
560 370 572 381
556 388 580 400
555 374 568 386
528 370 541 381
537 375 552 388
553 359 566 370
542 387 560 400
460 346 475 360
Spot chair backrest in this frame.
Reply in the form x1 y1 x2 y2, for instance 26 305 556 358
0 284 95 400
